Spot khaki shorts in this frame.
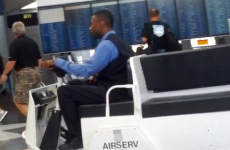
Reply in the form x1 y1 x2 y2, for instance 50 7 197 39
14 68 41 104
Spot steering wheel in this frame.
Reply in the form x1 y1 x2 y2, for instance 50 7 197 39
51 66 67 78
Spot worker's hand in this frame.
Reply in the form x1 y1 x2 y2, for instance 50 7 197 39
42 60 55 69
0 74 8 83
89 75 98 84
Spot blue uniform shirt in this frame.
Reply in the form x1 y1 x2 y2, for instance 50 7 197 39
54 30 118 78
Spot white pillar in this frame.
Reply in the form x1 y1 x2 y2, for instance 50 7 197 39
0 15 8 58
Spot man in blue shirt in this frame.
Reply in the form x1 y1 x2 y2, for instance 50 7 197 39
53 29 119 78
43 10 134 149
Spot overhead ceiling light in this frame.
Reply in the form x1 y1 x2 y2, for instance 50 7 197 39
21 2 37 10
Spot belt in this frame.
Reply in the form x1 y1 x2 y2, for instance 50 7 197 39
17 67 36 72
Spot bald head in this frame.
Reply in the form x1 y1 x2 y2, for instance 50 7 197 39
149 9 160 19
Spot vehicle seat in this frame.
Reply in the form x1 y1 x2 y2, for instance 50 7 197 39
79 60 134 118
135 45 230 118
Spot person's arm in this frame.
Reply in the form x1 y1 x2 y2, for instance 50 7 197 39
35 44 42 69
38 59 42 69
3 61 15 76
142 38 148 44
141 23 149 44
54 40 118 78
141 37 148 44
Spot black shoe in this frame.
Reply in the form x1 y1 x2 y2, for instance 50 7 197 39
58 137 83 150
61 127 74 143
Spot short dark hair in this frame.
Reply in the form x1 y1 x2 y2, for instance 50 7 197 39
149 9 160 18
93 10 114 27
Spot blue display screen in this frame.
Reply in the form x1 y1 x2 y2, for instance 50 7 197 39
0 0 4 13
176 0 208 39
147 0 180 38
205 0 230 35
40 22 70 54
119 0 148 44
65 5 96 50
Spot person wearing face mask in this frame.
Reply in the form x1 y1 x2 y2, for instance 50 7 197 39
42 10 134 150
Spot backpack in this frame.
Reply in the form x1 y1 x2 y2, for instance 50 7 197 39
165 31 182 52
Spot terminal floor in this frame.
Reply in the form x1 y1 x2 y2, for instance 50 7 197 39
0 69 79 150
0 93 84 150
0 92 28 150
0 68 57 150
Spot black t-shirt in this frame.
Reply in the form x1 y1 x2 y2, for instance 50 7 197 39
9 35 41 71
141 21 170 51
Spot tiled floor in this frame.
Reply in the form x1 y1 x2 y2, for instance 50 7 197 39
0 92 28 150
0 69 87 150
0 123 28 150
0 95 85 150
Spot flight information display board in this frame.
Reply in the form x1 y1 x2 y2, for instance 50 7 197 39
0 0 4 13
92 1 122 37
39 7 70 54
40 22 70 54
147 0 180 38
176 0 208 39
92 1 123 44
65 4 96 50
119 0 148 44
205 0 230 35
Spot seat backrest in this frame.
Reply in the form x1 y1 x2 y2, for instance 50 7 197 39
130 45 230 104
140 45 230 93
129 55 149 103
127 60 133 97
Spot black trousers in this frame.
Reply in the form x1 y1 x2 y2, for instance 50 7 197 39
57 79 107 139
